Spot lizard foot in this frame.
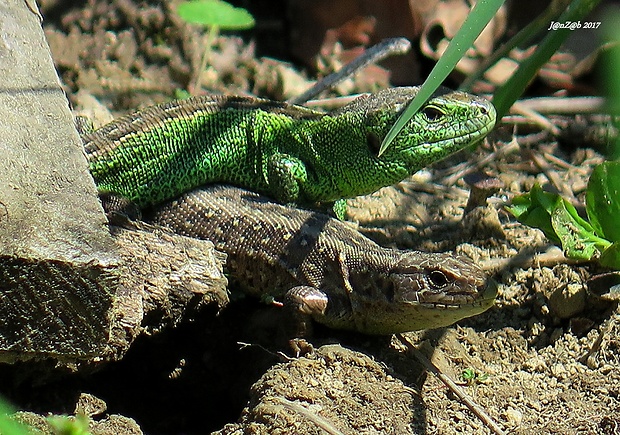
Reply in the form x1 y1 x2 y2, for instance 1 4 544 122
267 153 308 203
281 286 329 338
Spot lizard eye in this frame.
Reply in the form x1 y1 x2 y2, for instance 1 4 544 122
428 270 449 288
367 131 382 156
422 106 445 122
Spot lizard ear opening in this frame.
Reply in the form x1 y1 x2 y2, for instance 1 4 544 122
367 131 382 156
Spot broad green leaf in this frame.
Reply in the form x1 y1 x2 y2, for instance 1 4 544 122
177 0 255 30
586 161 620 242
0 397 29 435
508 184 562 243
529 183 561 213
600 242 620 269
48 414 91 435
509 184 611 261
507 194 559 244
551 198 601 260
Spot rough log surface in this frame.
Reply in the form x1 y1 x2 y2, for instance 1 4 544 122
0 0 228 366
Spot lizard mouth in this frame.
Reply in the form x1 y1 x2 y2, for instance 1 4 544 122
413 278 498 310
424 112 496 148
352 274 498 335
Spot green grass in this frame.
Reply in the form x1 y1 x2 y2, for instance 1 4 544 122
379 0 504 156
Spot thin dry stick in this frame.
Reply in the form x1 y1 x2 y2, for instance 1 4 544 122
526 150 577 203
397 334 507 435
579 312 617 366
516 96 604 114
443 139 520 186
478 245 581 272
510 101 560 135
275 397 345 435
542 152 579 171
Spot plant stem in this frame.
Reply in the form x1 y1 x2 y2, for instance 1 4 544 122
191 24 219 94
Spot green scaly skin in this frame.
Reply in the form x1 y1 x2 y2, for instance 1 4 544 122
84 87 496 215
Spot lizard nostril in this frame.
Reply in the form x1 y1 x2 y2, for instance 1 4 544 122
366 131 382 156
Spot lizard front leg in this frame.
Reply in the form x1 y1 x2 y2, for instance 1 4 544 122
267 154 349 219
266 153 308 204
281 285 329 337
331 199 348 220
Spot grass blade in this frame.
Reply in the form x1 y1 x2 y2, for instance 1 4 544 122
378 0 504 156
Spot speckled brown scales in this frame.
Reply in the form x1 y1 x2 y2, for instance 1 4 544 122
147 185 497 335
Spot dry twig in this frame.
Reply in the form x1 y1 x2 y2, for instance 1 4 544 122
397 334 507 435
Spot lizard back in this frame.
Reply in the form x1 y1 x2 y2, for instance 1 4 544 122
84 95 323 208
84 88 495 211
147 185 497 333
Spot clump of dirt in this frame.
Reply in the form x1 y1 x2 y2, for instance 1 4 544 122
215 345 420 434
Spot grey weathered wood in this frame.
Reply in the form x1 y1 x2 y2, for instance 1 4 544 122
0 0 119 362
107 220 229 359
0 0 228 366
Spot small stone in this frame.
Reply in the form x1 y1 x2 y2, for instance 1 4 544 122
522 355 546 372
547 282 586 319
504 407 523 427
551 363 567 379
74 393 107 418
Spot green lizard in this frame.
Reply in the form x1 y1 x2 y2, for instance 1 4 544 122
84 87 495 217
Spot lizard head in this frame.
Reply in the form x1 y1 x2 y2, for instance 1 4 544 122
357 87 496 173
348 251 497 334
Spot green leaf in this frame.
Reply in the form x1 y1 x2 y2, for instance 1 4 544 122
378 0 504 156
600 242 620 269
551 197 600 260
492 0 604 118
508 184 611 261
48 414 91 435
601 10 620 158
177 0 255 30
460 0 572 92
601 11 620 115
586 161 620 242
174 88 192 100
529 183 564 213
0 397 30 435
507 184 561 243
